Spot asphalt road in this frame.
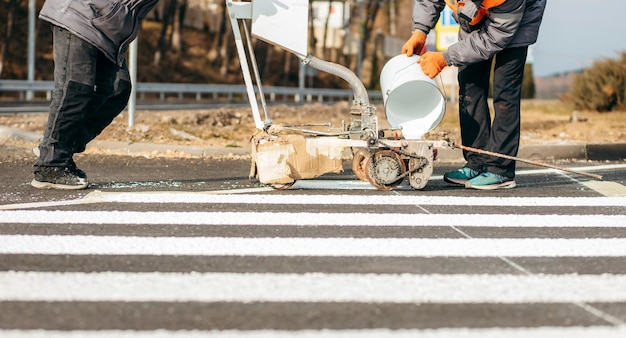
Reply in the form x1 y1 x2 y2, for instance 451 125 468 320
1 147 626 337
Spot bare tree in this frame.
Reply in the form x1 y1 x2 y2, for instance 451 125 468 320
171 0 187 52
154 0 175 65
0 0 21 78
218 3 232 77
351 0 383 87
153 0 188 65
321 1 332 60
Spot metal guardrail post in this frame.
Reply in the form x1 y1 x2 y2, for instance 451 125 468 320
128 39 138 127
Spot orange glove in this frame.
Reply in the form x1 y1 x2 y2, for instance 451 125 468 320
401 31 427 56
419 52 447 78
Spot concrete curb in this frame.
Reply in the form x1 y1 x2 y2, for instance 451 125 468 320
0 125 42 142
88 140 250 157
2 125 624 161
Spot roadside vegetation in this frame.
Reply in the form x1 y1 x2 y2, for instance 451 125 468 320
566 52 626 112
1 0 624 133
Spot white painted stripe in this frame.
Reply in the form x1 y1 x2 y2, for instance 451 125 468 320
514 163 626 176
0 199 87 211
2 235 626 257
1 210 624 227
0 187 275 210
2 327 626 338
82 191 626 207
292 180 375 190
2 271 626 303
2 183 624 212
583 181 626 197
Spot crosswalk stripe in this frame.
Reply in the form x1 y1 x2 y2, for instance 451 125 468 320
2 192 626 211
3 179 626 335
2 271 626 303
2 235 626 257
2 326 626 338
1 210 625 227
69 191 626 207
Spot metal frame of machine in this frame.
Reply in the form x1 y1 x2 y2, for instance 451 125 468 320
225 0 445 190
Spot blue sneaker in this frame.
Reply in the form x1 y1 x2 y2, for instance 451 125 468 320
443 167 481 185
465 172 516 190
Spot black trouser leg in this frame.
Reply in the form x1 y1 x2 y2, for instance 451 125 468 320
35 26 131 170
457 56 492 173
35 26 100 169
484 46 528 178
74 58 132 153
457 46 528 178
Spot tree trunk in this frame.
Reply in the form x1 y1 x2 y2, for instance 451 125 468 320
171 0 187 52
281 52 292 86
219 10 232 77
154 0 177 66
359 1 382 85
0 0 20 78
321 1 332 60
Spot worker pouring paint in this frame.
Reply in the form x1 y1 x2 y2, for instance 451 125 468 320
402 0 546 190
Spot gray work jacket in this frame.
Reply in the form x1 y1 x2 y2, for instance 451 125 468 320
39 0 159 66
411 0 547 66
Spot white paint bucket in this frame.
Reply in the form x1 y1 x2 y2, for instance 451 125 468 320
380 54 446 139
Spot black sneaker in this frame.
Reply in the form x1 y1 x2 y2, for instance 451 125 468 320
31 166 89 190
32 147 87 179
68 160 87 179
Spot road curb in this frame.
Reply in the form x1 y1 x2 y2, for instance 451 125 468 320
2 124 624 161
88 140 250 158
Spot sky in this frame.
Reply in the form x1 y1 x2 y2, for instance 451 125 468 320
532 0 624 77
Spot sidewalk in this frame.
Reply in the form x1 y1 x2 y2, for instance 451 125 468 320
2 124 625 161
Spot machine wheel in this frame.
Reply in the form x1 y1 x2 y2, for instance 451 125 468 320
364 150 406 190
352 149 370 182
407 157 431 190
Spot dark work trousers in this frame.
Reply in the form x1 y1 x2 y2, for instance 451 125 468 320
34 25 131 171
457 46 528 179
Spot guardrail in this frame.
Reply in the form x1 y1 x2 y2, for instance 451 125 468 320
0 80 383 105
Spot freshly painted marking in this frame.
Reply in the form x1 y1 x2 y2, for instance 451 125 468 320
1 163 623 211
514 163 626 176
1 210 624 227
291 163 626 190
79 191 626 207
0 186 274 210
2 327 626 338
2 271 626 303
2 191 624 212
292 180 375 190
0 198 87 211
583 181 626 197
1 235 626 257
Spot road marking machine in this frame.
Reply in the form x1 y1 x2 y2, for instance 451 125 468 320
225 0 601 190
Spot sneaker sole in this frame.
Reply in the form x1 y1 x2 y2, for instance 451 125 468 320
30 179 89 190
465 180 517 190
443 176 470 185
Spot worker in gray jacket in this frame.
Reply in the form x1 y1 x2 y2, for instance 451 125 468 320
32 0 158 190
402 0 546 190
